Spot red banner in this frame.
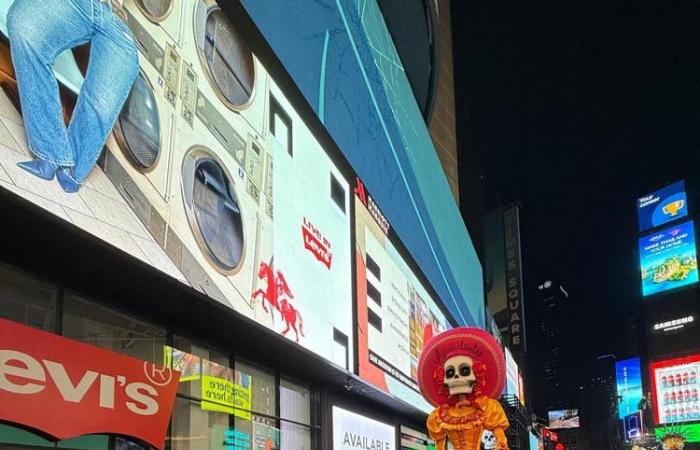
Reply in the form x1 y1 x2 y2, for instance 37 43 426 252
0 319 180 449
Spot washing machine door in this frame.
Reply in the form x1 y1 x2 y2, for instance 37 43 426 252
183 149 244 273
194 0 256 111
114 71 161 171
134 0 173 22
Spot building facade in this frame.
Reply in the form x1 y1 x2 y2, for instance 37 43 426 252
0 1 484 449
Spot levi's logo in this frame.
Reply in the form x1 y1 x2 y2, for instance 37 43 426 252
302 217 332 269
0 350 159 415
0 319 180 450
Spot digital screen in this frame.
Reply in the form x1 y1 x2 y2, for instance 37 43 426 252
616 357 643 419
639 221 698 296
638 180 688 232
654 423 700 443
332 407 395 450
400 426 435 450
519 372 526 406
529 432 539 450
505 348 519 399
623 411 643 442
0 2 358 370
650 354 700 425
355 184 451 413
548 409 580 429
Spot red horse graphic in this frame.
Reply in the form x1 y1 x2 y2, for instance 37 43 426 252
252 261 305 342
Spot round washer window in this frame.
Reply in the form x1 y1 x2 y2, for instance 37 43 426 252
135 0 173 21
184 151 244 272
195 1 256 109
115 72 161 171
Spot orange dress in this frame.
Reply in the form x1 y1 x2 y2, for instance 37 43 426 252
427 396 510 450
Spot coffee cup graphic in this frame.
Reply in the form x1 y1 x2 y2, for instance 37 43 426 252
663 200 685 216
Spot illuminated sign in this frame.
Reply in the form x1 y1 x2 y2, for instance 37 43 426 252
504 205 526 350
639 221 698 296
355 187 450 413
638 181 688 232
654 423 700 444
505 348 519 399
519 372 526 407
529 432 539 450
0 319 180 449
616 357 643 419
333 406 395 450
624 411 643 442
650 354 700 426
653 316 695 333
548 409 580 429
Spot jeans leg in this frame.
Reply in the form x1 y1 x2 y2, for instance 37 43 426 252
68 8 138 183
7 0 92 166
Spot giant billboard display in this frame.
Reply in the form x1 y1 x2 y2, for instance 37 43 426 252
650 354 700 425
0 0 356 369
547 409 580 429
639 221 698 296
616 357 643 419
637 180 688 232
355 178 451 413
505 347 519 400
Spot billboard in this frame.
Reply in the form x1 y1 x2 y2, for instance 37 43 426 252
623 411 643 442
0 1 358 370
638 180 688 232
639 221 698 296
529 432 540 450
548 409 580 429
654 423 700 444
505 347 519 399
355 179 451 413
519 372 526 407
616 357 644 419
332 406 395 450
650 354 700 425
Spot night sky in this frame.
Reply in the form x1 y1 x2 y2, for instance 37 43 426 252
453 1 700 360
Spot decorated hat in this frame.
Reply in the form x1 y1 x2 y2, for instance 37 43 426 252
417 327 506 406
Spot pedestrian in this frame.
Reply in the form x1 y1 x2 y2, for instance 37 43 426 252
7 0 138 193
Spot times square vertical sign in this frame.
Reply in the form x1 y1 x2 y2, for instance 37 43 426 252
504 205 526 351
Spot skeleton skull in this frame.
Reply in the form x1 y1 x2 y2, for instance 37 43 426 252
443 355 477 396
481 430 497 450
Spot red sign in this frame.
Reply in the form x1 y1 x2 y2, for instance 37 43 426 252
302 217 332 269
0 319 180 449
649 353 700 425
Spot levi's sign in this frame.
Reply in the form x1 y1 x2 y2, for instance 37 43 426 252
0 319 180 449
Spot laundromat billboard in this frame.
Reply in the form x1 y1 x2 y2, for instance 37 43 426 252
0 0 353 370
355 178 451 413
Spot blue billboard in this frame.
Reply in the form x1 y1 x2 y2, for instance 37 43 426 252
639 221 698 296
529 432 539 450
616 357 643 419
637 181 688 232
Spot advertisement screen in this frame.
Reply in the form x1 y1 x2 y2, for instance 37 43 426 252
355 180 451 413
505 348 519 399
616 357 643 419
519 372 526 406
400 426 435 450
638 180 688 232
332 407 395 450
548 409 580 429
639 221 698 296
650 354 700 425
0 2 355 369
655 423 700 444
623 411 643 442
529 432 539 450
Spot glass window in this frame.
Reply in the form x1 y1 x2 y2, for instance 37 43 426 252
280 378 311 450
62 293 166 363
0 263 56 331
169 397 231 450
170 335 231 399
235 359 276 417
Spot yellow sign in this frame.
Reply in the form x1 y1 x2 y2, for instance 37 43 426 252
201 375 252 420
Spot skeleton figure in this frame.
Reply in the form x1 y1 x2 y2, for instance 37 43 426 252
444 355 477 396
481 430 497 450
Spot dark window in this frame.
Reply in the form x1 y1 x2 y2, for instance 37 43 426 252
333 328 349 370
270 96 293 156
330 174 346 213
366 254 381 280
366 281 382 306
368 308 382 332
0 264 56 331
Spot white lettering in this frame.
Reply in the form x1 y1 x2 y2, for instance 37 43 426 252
43 360 98 403
126 382 159 415
100 374 116 409
0 350 45 394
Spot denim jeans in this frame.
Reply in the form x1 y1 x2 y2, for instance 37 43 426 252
7 0 138 183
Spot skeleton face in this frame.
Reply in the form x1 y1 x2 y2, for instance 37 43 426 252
443 355 477 396
481 430 497 450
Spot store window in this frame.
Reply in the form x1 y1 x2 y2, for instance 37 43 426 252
280 378 311 450
62 293 166 363
0 263 57 331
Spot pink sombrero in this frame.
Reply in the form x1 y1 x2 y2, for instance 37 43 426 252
417 327 506 406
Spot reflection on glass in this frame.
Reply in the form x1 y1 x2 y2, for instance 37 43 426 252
0 264 56 331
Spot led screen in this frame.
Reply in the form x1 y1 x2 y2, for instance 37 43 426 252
505 348 519 399
638 180 688 232
548 409 580 429
639 221 698 296
654 423 700 443
650 354 700 425
616 357 643 419
355 180 451 413
623 411 643 442
0 2 354 370
519 372 526 406
529 432 539 450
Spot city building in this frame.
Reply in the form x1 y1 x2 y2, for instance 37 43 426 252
0 1 485 450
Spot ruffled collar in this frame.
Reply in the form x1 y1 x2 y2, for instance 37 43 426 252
435 395 489 428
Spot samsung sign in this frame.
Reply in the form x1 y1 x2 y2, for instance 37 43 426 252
638 180 688 232
333 406 395 450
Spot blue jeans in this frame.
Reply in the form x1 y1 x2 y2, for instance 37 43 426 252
7 0 138 183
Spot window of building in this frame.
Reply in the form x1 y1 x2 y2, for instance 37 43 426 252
0 263 57 331
270 96 292 156
62 294 166 363
280 378 311 450
330 173 346 214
